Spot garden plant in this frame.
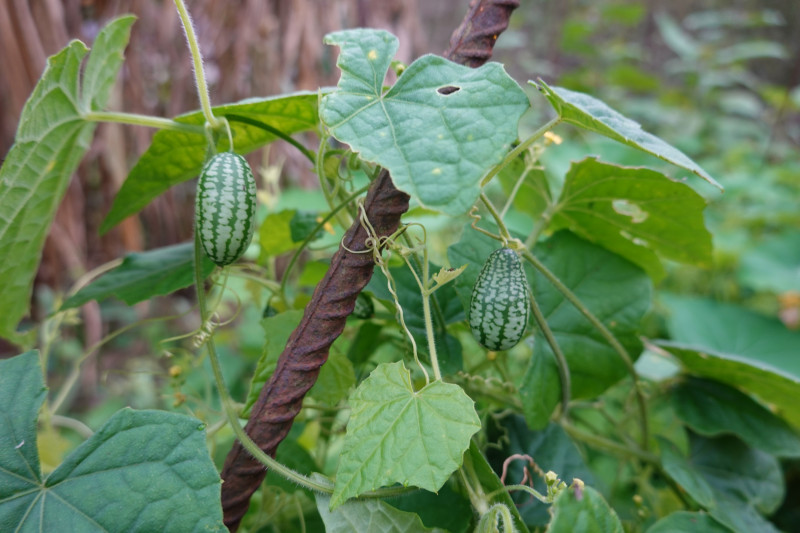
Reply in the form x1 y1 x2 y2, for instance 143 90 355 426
1 1 798 532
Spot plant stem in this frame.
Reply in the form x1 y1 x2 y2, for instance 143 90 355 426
192 233 333 494
522 250 650 450
561 422 657 464
421 289 442 381
479 193 512 242
83 111 204 134
527 291 571 420
173 0 219 128
480 117 561 188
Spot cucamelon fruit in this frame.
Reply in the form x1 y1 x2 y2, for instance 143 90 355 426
195 152 256 266
469 247 530 351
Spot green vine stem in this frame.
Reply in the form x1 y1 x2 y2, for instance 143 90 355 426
480 116 561 188
83 111 205 134
521 250 650 450
173 0 220 129
561 422 657 464
527 290 571 420
192 233 333 494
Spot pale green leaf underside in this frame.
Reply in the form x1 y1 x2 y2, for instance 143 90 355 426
100 91 324 233
316 482 445 533
535 79 722 190
0 16 135 344
0 352 225 532
331 361 480 509
550 157 712 281
321 29 530 215
61 242 215 309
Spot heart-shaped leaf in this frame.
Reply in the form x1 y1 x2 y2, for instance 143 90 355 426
320 29 530 215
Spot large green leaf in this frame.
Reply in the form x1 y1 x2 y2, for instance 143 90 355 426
320 29 529 215
549 157 712 280
100 91 322 233
0 352 224 532
61 242 215 309
738 232 800 293
330 362 480 508
657 437 715 508
647 512 731 533
316 481 445 533
688 433 783 533
656 341 800 428
661 296 800 378
486 417 595 528
535 80 721 189
547 485 624 533
671 377 800 457
0 16 134 344
522 231 651 424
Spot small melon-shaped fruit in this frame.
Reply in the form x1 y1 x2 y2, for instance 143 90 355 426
469 247 530 351
195 152 256 266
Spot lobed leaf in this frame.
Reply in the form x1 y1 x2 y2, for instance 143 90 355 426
320 29 530 215
0 16 135 344
330 361 480 508
0 352 224 532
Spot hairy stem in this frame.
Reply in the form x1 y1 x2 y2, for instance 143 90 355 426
173 0 219 128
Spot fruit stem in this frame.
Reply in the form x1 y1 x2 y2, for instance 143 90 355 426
173 0 220 129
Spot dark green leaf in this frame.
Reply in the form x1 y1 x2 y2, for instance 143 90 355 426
0 16 134 342
657 437 715 508
321 29 529 215
672 377 800 457
656 341 800 428
389 481 473 533
535 80 721 189
646 512 730 533
289 210 324 243
548 484 624 533
308 349 356 405
498 158 551 223
517 349 561 430
486 417 595 527
0 352 224 532
101 92 323 233
61 242 215 309
549 157 712 280
330 362 480 508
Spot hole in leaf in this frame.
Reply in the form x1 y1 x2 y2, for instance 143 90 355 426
437 86 460 95
612 199 648 223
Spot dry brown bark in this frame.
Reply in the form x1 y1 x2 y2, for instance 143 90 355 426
219 1 520 530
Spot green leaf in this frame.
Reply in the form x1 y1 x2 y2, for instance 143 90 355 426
243 310 304 417
0 352 224 532
522 231 651 422
661 296 800 380
486 417 595 527
549 157 712 280
389 481 473 533
498 160 551 223
671 377 800 457
309 349 356 406
331 361 480 508
61 242 215 309
738 232 800 293
517 349 561 429
316 481 445 533
368 263 465 375
688 433 783 532
320 29 529 215
657 437 715 508
535 79 721 189
101 91 322 233
0 16 134 343
548 484 624 533
647 512 731 533
289 210 324 243
656 341 800 428
259 210 302 257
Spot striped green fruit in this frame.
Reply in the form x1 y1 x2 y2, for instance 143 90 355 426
195 152 256 266
469 247 530 351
